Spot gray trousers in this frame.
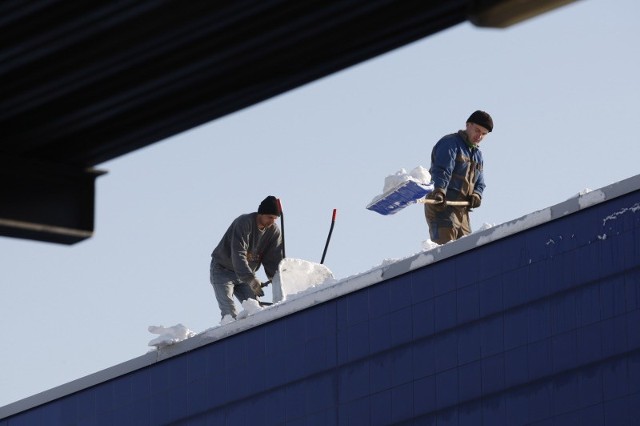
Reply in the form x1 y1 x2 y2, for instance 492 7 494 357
210 261 255 319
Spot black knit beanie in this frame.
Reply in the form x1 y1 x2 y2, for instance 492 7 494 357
467 110 493 132
258 196 280 216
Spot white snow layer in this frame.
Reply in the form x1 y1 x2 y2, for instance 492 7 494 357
367 165 432 205
148 324 195 349
476 209 552 246
380 165 431 193
272 258 336 303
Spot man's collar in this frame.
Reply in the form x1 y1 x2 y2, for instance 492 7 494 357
458 130 477 149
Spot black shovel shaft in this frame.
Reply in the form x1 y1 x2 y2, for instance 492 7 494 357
320 209 337 264
277 198 285 258
258 198 284 309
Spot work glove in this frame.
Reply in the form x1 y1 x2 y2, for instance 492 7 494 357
427 188 447 211
249 278 264 297
469 193 482 209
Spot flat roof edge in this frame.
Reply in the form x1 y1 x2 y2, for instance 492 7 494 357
2 173 639 419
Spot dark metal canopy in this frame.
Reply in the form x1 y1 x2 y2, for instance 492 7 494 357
0 0 575 244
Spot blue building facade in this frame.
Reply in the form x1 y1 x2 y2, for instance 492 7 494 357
1 176 639 425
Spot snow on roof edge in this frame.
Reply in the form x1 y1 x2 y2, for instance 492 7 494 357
2 173 640 419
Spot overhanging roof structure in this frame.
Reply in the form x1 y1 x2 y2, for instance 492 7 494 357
0 0 576 244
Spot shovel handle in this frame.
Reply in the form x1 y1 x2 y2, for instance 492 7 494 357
418 199 470 206
320 209 337 264
276 198 285 258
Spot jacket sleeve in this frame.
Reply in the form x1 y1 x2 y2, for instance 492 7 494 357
473 152 486 196
229 219 256 283
261 227 284 279
430 138 457 191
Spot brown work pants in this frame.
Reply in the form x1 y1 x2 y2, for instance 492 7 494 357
424 204 471 245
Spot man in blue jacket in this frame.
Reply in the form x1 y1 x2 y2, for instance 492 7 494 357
425 110 493 244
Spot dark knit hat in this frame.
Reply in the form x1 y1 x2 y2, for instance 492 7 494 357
258 195 280 216
467 110 493 132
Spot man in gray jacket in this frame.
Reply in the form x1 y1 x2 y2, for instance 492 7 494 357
210 195 283 320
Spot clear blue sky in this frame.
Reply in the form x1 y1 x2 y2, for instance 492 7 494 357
1 0 639 407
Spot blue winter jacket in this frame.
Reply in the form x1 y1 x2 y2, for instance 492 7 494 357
429 130 485 199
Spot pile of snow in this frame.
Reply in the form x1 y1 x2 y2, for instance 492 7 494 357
236 298 263 319
217 295 276 327
217 299 265 326
271 258 336 303
148 324 195 349
366 166 434 215
380 166 431 194
421 239 439 251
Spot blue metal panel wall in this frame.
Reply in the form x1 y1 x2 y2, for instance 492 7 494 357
2 190 639 425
